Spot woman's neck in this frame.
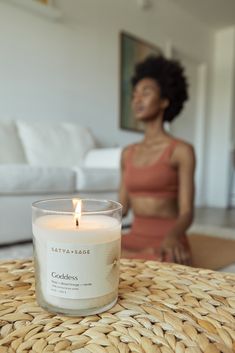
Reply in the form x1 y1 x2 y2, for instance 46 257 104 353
143 116 168 145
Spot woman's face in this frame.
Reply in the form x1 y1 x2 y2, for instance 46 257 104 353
131 78 168 121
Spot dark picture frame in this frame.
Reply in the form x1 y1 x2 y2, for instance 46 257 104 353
119 31 162 132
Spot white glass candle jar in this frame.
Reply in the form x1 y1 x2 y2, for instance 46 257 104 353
32 198 122 316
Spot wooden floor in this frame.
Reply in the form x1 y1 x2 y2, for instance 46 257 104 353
189 207 235 271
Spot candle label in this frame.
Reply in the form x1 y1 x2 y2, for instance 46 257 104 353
46 239 120 299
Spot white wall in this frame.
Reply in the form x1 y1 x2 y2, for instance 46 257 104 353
206 27 235 207
0 0 212 148
0 1 78 126
170 50 207 206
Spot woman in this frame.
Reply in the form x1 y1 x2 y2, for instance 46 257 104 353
120 55 195 265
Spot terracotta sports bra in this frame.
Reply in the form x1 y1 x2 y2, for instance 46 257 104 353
124 140 179 198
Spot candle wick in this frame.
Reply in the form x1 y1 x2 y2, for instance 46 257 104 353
76 218 79 227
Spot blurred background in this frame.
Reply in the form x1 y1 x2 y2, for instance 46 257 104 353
0 0 234 269
0 0 234 208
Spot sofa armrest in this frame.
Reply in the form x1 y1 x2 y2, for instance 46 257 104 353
83 147 122 169
75 167 120 192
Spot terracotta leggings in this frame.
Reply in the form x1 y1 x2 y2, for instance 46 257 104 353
121 216 190 260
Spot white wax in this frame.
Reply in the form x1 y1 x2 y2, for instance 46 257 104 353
33 214 121 312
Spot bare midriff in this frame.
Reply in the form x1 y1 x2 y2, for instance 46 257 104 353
130 196 178 218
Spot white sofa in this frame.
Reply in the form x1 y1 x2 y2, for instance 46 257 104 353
0 120 122 245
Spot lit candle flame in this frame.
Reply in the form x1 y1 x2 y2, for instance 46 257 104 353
72 199 81 228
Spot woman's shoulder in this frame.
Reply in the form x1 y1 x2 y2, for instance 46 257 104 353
169 136 194 151
122 143 139 157
170 138 195 163
121 143 138 166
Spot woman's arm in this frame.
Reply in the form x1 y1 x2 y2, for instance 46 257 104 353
160 142 196 264
118 148 130 217
169 142 195 236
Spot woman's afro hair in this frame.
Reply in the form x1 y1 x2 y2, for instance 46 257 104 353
131 55 189 122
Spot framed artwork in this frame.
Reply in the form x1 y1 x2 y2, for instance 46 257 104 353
119 31 162 132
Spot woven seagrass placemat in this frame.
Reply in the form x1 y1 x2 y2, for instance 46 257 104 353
0 259 234 353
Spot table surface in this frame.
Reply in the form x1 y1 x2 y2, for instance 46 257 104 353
0 259 234 353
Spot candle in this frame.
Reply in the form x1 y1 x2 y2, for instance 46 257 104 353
32 199 122 316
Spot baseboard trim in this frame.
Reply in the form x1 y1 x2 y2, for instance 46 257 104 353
0 239 32 249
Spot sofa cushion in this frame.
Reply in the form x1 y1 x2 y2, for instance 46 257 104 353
83 148 122 169
0 165 76 194
75 167 120 192
16 120 96 167
0 121 26 163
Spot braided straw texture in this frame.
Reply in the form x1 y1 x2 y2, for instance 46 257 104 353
0 259 234 353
